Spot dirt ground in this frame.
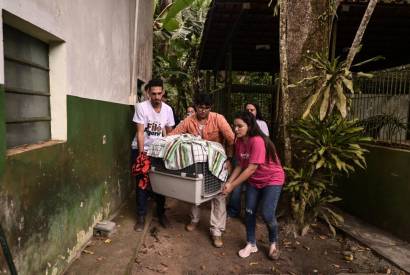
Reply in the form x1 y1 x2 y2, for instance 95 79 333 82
131 199 406 275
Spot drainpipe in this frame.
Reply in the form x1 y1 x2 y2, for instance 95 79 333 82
0 224 17 275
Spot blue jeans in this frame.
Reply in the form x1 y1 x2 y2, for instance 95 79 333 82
227 183 245 217
245 184 282 244
132 149 166 218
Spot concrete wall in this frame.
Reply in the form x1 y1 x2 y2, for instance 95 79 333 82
339 145 410 242
0 0 153 104
0 0 153 274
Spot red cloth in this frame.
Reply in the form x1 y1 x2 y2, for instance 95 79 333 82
132 152 151 190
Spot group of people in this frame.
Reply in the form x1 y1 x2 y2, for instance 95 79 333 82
131 78 285 260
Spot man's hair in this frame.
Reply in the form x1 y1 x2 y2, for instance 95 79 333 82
194 93 212 106
147 78 163 90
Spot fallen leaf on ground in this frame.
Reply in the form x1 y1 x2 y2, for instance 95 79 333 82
295 241 300 245
303 245 311 251
104 239 112 244
96 257 104 261
344 254 354 261
82 249 94 255
331 264 340 268
249 262 258 266
319 235 327 240
160 263 168 267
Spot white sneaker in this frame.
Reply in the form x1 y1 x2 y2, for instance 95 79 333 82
238 243 258 258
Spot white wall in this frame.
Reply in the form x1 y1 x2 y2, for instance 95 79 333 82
0 0 153 105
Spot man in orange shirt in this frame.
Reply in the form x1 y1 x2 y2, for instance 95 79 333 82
170 93 235 248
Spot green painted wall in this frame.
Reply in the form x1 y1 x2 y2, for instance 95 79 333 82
0 95 134 274
0 85 5 175
339 145 410 241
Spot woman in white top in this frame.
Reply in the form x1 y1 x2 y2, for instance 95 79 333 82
245 103 269 136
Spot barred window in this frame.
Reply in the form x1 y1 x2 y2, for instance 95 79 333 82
4 24 51 148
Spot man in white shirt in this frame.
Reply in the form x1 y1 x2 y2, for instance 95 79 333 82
132 78 175 231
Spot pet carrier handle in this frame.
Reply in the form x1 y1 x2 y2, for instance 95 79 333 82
201 190 221 198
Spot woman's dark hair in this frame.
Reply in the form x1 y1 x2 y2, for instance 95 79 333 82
245 102 263 120
194 93 213 106
235 111 277 162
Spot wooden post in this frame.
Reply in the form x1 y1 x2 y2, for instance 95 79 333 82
226 47 233 122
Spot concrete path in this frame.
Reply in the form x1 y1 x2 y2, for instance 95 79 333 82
336 210 410 273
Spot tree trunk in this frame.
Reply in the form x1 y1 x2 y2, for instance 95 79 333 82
345 0 378 69
278 0 331 166
278 0 292 166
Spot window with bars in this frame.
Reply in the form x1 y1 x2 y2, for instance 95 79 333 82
4 24 51 149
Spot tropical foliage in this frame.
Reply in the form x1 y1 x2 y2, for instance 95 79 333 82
288 52 382 121
284 167 343 236
285 114 371 235
291 115 371 176
153 0 211 118
358 113 409 140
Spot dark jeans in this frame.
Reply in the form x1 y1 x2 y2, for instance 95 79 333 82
245 184 282 244
227 183 245 218
136 186 165 217
132 149 166 218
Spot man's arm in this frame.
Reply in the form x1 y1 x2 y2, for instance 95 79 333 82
218 116 235 157
169 118 189 135
136 123 145 153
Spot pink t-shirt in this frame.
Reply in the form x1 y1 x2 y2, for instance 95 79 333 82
236 136 285 188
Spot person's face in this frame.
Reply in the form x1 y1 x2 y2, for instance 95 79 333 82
245 104 257 117
234 118 249 139
187 107 195 116
149 86 164 107
195 104 211 120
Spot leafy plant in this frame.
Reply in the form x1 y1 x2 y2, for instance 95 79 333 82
288 52 383 121
291 115 372 177
152 0 211 117
358 113 409 140
284 167 343 236
285 114 371 236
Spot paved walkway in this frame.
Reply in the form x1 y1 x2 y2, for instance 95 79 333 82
336 211 410 273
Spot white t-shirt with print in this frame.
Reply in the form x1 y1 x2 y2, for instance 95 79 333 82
132 100 175 151
256 119 269 136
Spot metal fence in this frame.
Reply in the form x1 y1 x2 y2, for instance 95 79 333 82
351 65 410 147
212 84 274 130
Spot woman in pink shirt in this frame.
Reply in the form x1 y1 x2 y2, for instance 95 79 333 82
223 112 285 260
